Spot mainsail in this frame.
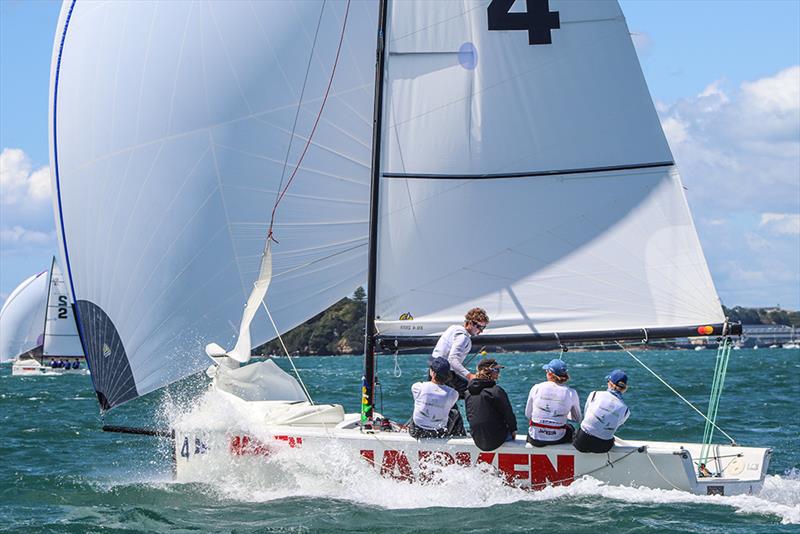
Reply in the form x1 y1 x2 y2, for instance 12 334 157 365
372 0 724 342
50 1 377 409
0 271 48 362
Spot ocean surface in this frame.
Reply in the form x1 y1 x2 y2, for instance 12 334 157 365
1 348 798 533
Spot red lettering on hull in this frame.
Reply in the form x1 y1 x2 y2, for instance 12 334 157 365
360 449 376 466
339 447 575 490
498 453 529 485
229 435 303 456
531 454 574 490
381 450 414 482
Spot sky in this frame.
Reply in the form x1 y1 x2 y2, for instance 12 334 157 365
1 0 799 311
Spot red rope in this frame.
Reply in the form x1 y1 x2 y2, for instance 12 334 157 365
268 0 352 243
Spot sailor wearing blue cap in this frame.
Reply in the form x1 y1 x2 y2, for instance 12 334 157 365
524 359 582 447
573 369 630 453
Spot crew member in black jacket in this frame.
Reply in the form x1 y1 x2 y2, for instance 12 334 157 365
465 358 517 451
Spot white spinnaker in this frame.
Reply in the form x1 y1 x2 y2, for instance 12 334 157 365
50 1 376 408
374 0 723 337
0 272 48 362
43 257 83 357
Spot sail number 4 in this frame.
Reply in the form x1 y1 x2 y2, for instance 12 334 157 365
487 0 560 45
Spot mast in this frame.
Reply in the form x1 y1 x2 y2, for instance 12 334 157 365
362 0 389 426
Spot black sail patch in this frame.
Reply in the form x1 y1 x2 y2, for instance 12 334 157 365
75 300 138 410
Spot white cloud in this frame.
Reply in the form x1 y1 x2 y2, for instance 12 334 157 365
661 116 688 145
0 148 52 206
760 213 800 236
0 225 55 245
659 66 800 308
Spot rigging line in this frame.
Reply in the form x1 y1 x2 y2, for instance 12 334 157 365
614 341 737 445
275 0 328 201
520 446 642 488
260 300 314 405
267 0 351 242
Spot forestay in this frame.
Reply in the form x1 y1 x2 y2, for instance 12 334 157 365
50 1 378 409
374 0 724 338
0 271 48 362
43 257 83 358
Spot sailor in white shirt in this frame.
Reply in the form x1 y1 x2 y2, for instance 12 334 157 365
525 358 582 447
409 357 460 439
431 307 489 387
574 369 630 453
428 307 490 437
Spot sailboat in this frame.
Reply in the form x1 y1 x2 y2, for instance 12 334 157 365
0 258 86 375
50 0 770 494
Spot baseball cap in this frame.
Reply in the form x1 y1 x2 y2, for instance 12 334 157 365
542 358 568 377
430 357 451 376
606 369 628 386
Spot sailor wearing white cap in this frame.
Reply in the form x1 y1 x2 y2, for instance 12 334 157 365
524 358 582 447
574 369 630 453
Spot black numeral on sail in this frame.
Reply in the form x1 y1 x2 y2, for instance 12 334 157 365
487 0 560 45
180 437 190 458
57 296 68 318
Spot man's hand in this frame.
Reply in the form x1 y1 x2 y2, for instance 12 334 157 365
467 372 475 380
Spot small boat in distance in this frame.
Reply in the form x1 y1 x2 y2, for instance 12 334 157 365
50 0 769 495
1 258 87 376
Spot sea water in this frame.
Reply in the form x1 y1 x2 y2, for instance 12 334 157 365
1 348 797 532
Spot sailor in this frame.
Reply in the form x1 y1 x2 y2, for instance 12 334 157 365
49 359 56 368
72 360 80 369
429 307 490 436
409 357 460 439
465 358 517 451
524 358 581 447
573 369 630 453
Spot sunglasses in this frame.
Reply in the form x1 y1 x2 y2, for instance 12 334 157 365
473 322 487 332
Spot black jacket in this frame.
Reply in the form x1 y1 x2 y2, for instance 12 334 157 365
465 378 518 451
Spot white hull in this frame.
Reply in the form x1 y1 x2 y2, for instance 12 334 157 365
173 395 771 496
11 359 89 376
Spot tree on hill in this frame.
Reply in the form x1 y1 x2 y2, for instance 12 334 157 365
723 305 800 327
254 287 366 356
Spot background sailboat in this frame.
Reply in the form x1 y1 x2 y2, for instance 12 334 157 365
0 258 85 375
0 270 48 364
50 0 767 494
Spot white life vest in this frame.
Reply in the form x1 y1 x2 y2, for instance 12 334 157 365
411 381 459 430
525 381 581 441
580 390 630 440
431 325 472 378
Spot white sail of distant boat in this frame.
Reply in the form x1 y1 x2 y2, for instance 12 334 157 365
43 257 83 358
0 271 48 363
1 258 85 375
50 0 768 495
